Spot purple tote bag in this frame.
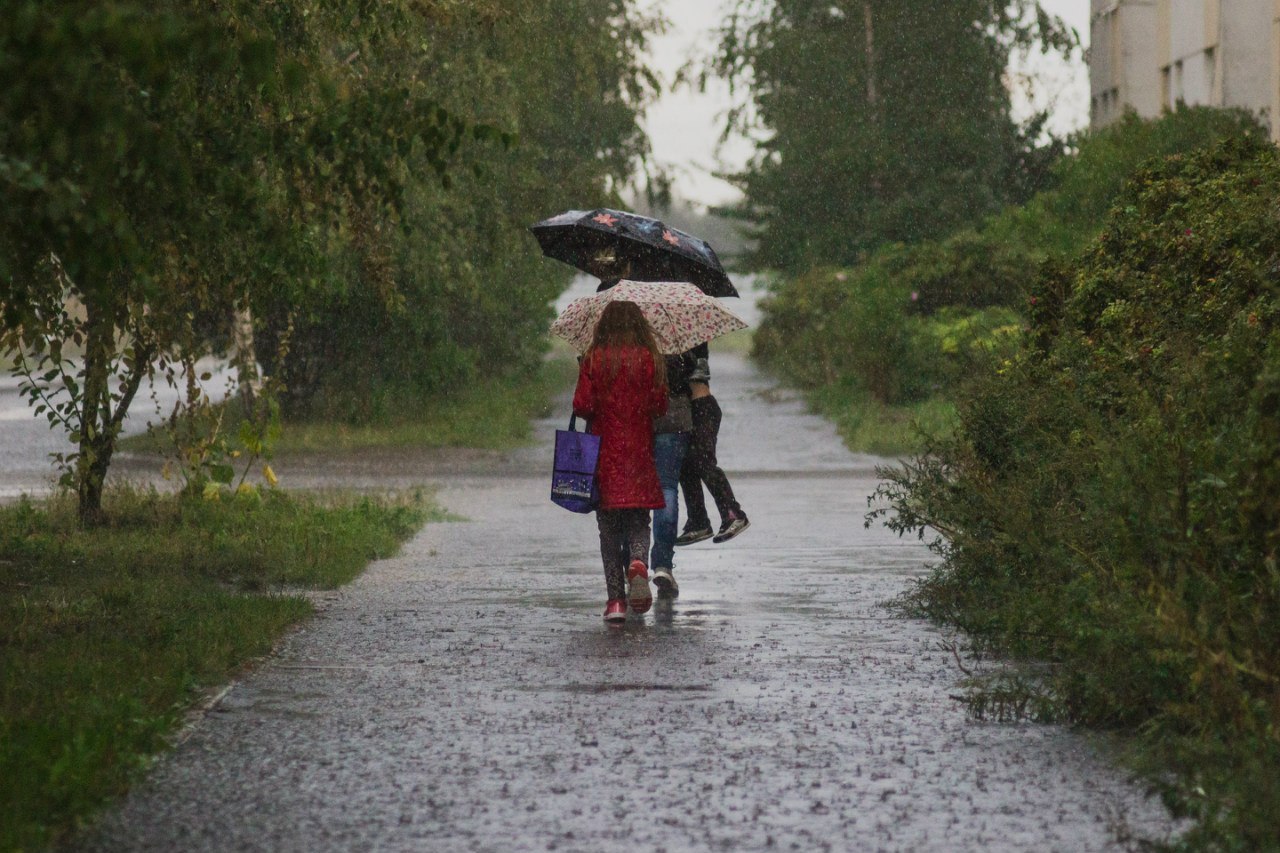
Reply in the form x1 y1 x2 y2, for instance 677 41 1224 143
551 415 600 513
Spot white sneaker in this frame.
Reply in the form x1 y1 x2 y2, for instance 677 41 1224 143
652 568 679 599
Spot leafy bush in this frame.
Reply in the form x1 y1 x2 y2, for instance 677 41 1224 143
754 260 1021 405
875 136 1280 848
752 106 1268 458
754 265 928 403
987 105 1266 257
897 230 1037 316
897 107 1264 319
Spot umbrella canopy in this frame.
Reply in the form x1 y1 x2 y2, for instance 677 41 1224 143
551 280 747 355
529 208 738 298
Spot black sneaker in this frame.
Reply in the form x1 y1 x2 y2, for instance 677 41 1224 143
712 512 750 543
675 525 713 546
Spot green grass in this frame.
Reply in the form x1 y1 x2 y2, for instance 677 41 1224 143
0 486 435 851
283 359 576 452
808 383 958 457
123 357 578 457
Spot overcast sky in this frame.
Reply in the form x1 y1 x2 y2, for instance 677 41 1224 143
640 1 1092 207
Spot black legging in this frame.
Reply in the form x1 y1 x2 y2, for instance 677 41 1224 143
596 508 650 599
679 395 741 529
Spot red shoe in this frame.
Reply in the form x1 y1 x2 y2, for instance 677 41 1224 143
627 560 652 614
603 599 627 623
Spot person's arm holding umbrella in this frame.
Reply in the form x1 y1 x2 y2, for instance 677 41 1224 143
689 342 711 398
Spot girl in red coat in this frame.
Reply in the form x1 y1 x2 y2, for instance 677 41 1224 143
572 301 668 623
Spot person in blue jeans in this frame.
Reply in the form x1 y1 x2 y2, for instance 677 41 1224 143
650 349 696 598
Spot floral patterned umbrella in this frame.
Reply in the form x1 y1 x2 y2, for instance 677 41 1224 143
551 280 747 355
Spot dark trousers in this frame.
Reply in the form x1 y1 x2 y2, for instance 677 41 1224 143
596 508 650 599
679 395 741 529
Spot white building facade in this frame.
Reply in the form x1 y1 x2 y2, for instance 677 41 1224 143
1089 0 1280 140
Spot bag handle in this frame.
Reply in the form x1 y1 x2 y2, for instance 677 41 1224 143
568 414 580 431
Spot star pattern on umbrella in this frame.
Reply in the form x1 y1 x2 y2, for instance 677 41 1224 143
529 207 738 297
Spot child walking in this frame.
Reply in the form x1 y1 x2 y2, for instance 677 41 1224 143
572 301 668 623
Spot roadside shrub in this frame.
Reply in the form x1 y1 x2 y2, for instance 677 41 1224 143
910 306 1021 389
894 107 1264 318
987 105 1265 257
754 265 932 403
876 135 1280 848
897 231 1036 315
752 107 1266 458
755 259 1022 405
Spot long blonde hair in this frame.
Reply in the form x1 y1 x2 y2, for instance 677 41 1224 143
585 301 666 392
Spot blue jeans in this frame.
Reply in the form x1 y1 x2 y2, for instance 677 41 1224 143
651 431 689 571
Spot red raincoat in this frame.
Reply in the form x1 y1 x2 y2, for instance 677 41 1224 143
572 345 667 510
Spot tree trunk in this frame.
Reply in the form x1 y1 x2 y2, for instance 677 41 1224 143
862 1 883 200
74 295 152 526
76 297 112 525
231 302 260 416
862 1 878 111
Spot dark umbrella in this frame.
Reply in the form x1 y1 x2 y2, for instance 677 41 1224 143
529 208 738 298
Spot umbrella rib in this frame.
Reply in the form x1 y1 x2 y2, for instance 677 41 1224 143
652 302 678 352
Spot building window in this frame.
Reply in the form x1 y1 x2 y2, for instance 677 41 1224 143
1161 66 1171 110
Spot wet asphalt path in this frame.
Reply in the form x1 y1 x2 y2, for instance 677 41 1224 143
69 346 1179 852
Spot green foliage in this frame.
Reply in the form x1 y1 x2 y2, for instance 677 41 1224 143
710 0 1077 271
256 0 662 416
987 105 1266 257
751 107 1267 455
754 263 1021 405
896 231 1039 316
0 486 431 851
151 346 285 496
875 137 1280 848
1 0 657 515
807 383 958 457
270 353 578 452
0 0 501 521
